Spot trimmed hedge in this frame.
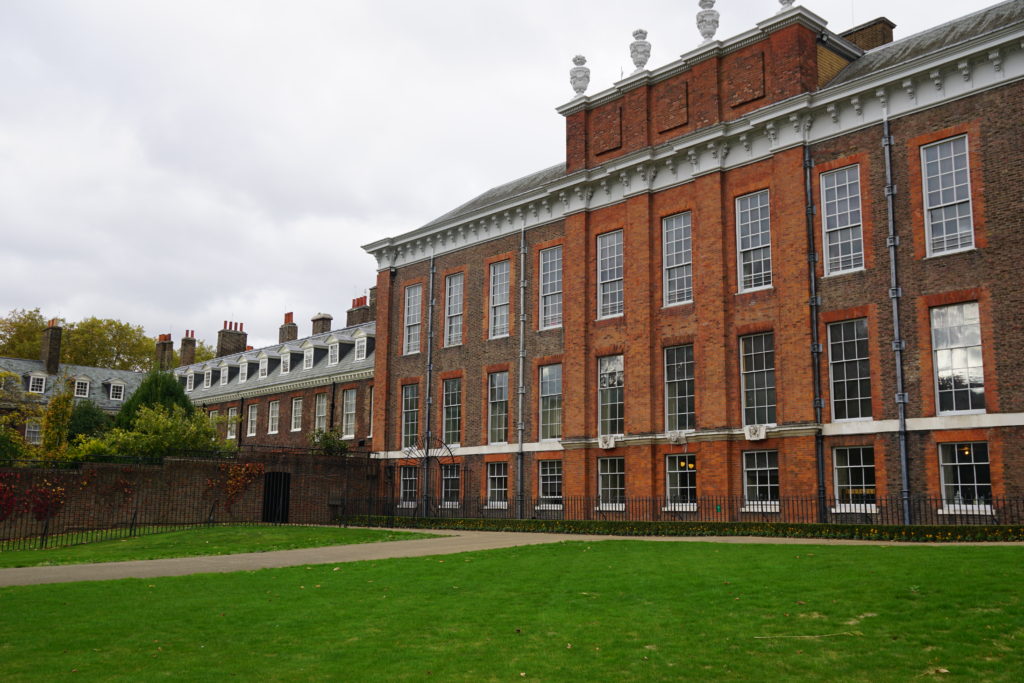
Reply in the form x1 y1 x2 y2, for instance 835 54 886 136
338 515 1024 543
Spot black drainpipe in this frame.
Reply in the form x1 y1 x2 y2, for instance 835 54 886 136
422 253 437 517
803 145 827 523
882 119 912 525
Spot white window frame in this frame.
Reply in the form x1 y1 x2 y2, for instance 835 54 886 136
537 460 563 508
268 400 279 435
828 319 872 421
367 385 374 437
401 384 419 449
238 362 248 383
303 348 314 370
247 404 258 437
539 246 563 329
832 446 876 513
489 261 510 339
208 409 219 422
109 383 125 401
487 371 509 444
742 450 779 512
597 457 625 511
342 388 356 438
736 189 772 292
665 345 695 432
597 230 624 319
280 354 290 375
922 135 974 257
314 393 327 432
664 454 697 512
227 407 238 439
28 375 46 394
442 377 461 446
25 420 42 445
539 364 562 441
328 342 340 365
740 332 776 427
186 373 194 392
354 338 367 362
445 272 464 346
404 284 422 355
486 462 509 509
258 358 268 379
938 442 992 514
399 466 418 507
220 366 229 386
74 379 90 398
598 355 624 437
931 301 985 415
291 397 303 432
203 369 212 388
441 464 460 507
663 212 693 305
821 165 865 274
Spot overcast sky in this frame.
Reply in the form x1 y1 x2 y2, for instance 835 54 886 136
0 0 969 351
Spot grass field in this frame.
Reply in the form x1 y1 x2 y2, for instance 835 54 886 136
1 540 1021 680
0 526 434 568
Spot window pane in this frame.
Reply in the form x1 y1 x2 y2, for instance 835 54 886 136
931 302 984 414
737 190 772 290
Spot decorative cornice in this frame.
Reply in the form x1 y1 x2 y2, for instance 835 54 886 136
366 27 1024 271
190 369 373 406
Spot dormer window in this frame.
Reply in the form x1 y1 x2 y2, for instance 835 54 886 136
281 354 291 375
259 358 268 379
110 383 125 401
28 376 45 394
220 367 229 386
303 348 314 370
355 338 367 362
74 380 90 398
186 373 195 392
329 343 339 365
239 362 248 383
203 369 212 389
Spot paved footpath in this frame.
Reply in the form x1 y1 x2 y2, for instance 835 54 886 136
1 529 1018 587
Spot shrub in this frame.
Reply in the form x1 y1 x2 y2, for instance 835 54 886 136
115 371 192 429
309 427 349 456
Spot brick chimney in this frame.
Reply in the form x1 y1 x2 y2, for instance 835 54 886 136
345 287 377 326
279 312 298 343
155 334 174 371
40 319 62 375
180 330 197 367
216 321 248 358
840 17 896 51
311 313 333 335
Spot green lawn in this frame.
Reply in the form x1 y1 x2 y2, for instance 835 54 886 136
1 541 1021 680
0 526 434 568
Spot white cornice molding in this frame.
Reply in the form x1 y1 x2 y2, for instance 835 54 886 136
364 27 1024 271
190 369 373 406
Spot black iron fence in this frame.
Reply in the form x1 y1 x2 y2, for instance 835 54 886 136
333 494 1024 527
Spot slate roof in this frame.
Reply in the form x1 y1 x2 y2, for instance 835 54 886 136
0 357 146 413
829 0 1024 85
175 321 375 404
420 163 566 231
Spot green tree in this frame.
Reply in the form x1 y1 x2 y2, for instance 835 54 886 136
0 370 42 459
72 404 234 459
0 308 48 360
62 317 154 371
40 378 74 457
68 400 112 441
115 371 193 429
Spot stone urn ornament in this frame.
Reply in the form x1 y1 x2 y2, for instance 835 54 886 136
779 0 796 11
570 55 590 97
630 29 651 73
697 0 720 44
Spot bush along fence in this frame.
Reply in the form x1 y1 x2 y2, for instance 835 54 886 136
0 449 375 551
330 494 1024 542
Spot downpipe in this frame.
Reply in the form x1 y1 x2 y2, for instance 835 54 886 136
516 221 527 519
802 144 827 523
422 253 437 518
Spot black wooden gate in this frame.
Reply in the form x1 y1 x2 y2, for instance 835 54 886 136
262 472 291 523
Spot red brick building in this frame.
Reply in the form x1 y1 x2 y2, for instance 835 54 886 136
363 1 1024 523
175 299 377 451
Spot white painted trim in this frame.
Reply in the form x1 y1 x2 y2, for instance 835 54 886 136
740 502 780 513
831 504 878 514
823 412 1024 435
662 503 697 512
